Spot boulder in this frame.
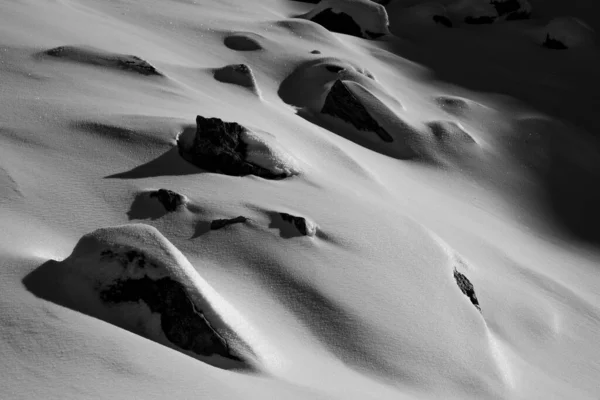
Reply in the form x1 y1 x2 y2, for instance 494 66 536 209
279 213 317 236
321 80 394 142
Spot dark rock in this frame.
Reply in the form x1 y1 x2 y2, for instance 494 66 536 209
224 34 262 51
280 213 316 236
453 269 481 312
100 275 239 360
43 46 162 76
149 189 185 212
490 0 530 19
210 216 248 230
311 50 321 54
183 116 287 179
321 80 394 143
464 16 496 24
433 15 453 27
213 64 257 89
543 34 568 50
309 8 365 38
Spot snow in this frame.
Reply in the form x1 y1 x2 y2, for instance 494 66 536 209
2 0 600 399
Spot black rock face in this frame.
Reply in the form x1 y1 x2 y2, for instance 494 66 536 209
543 34 568 50
100 275 239 360
321 80 394 143
464 16 496 24
210 216 248 230
184 116 287 179
453 269 481 312
309 8 365 38
490 0 530 20
149 189 185 212
280 213 313 236
433 15 453 27
44 46 162 76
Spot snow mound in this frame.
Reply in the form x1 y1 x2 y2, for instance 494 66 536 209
242 128 302 177
538 17 596 49
300 0 390 39
24 223 256 370
39 45 163 76
213 64 260 95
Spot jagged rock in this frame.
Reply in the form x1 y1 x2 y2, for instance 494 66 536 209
301 0 390 39
490 0 531 20
149 189 186 212
453 269 481 311
321 80 394 143
213 64 258 91
433 15 453 27
42 46 162 76
182 116 292 179
210 216 248 230
280 213 317 236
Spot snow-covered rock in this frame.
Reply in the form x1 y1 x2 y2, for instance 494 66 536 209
538 17 596 49
301 0 390 39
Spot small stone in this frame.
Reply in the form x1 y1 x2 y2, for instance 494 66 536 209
149 189 186 212
279 213 317 236
453 269 481 311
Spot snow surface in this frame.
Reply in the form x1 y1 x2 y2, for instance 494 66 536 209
2 0 600 399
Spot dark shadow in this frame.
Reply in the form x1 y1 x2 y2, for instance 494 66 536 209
106 147 204 179
267 211 305 239
126 192 170 221
192 221 212 239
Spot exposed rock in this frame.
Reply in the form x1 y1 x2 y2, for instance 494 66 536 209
210 216 248 230
311 50 321 54
433 15 453 27
453 269 481 311
42 46 162 76
213 64 257 89
490 0 531 20
149 189 186 212
543 34 568 50
310 8 364 37
301 0 389 40
181 116 291 179
321 80 394 143
100 275 237 359
280 213 317 236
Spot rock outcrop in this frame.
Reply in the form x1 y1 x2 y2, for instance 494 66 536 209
538 17 595 50
180 116 297 179
213 64 259 93
210 216 248 230
149 189 186 212
301 0 390 39
42 46 163 76
321 80 394 143
280 213 317 237
453 269 481 311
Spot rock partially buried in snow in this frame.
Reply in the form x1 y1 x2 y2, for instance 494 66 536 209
300 0 390 39
211 216 248 230
149 189 187 212
453 268 481 312
279 213 317 237
489 0 531 21
26 224 254 369
178 116 300 179
213 64 258 92
322 80 394 143
538 17 596 50
41 46 163 76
